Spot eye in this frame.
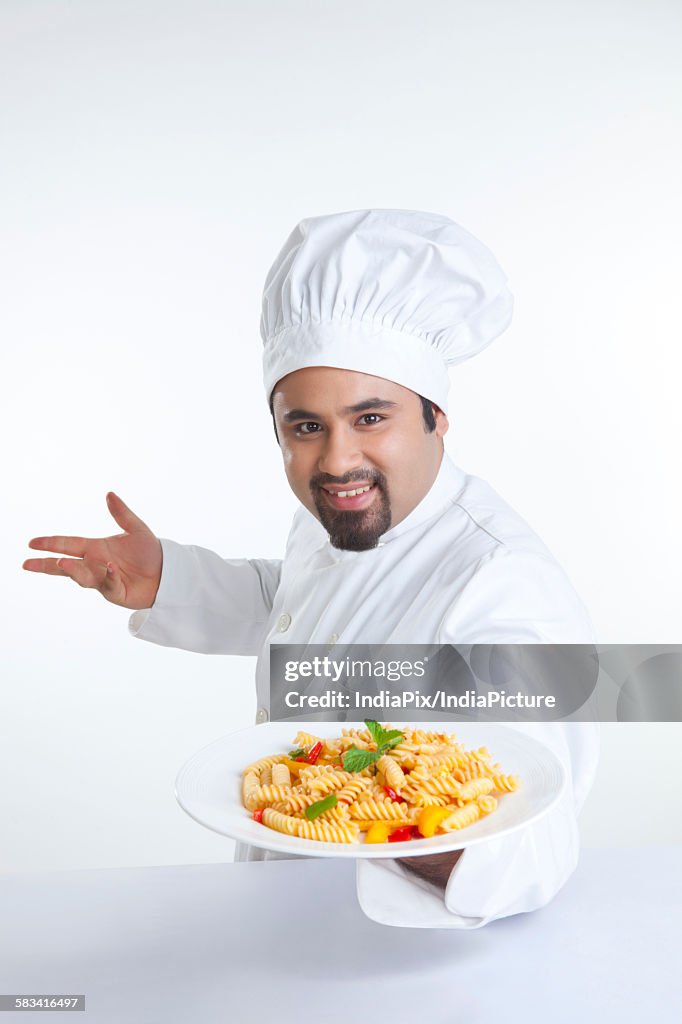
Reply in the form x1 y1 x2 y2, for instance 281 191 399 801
295 422 322 435
358 413 384 426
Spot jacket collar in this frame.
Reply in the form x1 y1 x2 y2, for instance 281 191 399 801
380 451 465 543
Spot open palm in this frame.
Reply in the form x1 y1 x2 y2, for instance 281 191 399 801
23 492 163 610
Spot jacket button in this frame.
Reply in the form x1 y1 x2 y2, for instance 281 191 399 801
277 613 292 633
255 707 269 724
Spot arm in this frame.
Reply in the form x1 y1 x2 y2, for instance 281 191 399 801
128 538 282 656
388 551 597 896
356 549 599 927
356 721 599 928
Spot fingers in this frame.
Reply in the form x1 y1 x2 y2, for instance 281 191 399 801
106 491 150 534
23 556 126 604
26 495 150 562
27 536 89 557
23 556 104 588
23 557 71 575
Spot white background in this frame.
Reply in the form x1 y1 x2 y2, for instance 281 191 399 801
2 0 681 873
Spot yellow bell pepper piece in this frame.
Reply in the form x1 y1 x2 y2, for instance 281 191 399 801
417 806 452 838
365 821 392 844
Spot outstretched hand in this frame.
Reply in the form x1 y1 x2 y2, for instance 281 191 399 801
23 492 163 610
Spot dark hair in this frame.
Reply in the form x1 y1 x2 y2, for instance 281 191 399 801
268 392 437 442
419 395 437 432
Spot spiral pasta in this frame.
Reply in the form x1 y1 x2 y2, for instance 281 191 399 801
441 802 481 831
297 818 360 842
271 763 291 787
349 799 413 821
377 754 407 791
241 725 521 844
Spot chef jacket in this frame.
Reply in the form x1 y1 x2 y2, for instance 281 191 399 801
129 452 599 928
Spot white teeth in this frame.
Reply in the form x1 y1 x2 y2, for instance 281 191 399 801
333 484 372 498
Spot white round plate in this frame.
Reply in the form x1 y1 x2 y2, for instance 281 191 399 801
175 721 567 858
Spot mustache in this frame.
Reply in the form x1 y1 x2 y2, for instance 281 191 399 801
310 468 386 491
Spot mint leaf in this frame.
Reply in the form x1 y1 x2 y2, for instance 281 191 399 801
304 793 338 820
342 747 379 773
364 720 405 752
341 725 405 773
378 730 404 749
364 720 385 746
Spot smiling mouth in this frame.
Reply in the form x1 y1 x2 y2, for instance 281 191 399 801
322 483 375 498
319 482 379 510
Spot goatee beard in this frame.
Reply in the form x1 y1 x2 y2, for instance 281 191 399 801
310 469 391 551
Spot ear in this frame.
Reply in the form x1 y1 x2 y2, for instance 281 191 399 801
434 405 449 439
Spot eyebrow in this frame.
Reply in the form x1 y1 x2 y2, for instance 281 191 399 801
281 398 398 423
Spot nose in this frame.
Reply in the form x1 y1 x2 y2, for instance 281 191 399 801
317 427 363 479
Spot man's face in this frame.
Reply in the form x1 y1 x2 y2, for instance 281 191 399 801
271 367 449 551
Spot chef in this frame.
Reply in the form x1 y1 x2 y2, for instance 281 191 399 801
24 209 599 929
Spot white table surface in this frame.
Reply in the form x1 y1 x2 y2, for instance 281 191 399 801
1 847 680 1024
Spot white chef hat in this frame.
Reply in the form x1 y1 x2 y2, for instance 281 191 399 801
260 208 513 414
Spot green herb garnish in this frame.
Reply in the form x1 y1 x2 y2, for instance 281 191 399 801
288 748 305 759
341 719 405 773
365 719 404 751
341 748 380 773
304 793 338 820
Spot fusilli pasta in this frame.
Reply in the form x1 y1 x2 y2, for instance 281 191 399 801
241 724 520 844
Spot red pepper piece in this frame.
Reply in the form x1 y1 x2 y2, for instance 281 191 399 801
383 785 405 803
252 809 264 823
306 741 324 764
388 825 418 843
295 756 308 762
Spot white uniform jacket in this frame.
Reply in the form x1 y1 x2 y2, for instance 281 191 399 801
129 453 599 928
